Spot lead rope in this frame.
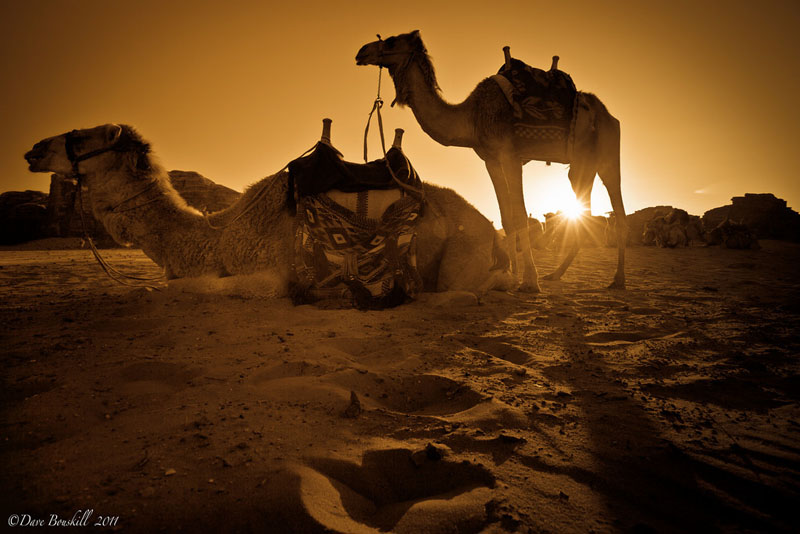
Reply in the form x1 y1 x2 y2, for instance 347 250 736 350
363 66 387 162
75 180 165 290
363 63 424 198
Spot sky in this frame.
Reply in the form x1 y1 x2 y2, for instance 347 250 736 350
1 0 798 226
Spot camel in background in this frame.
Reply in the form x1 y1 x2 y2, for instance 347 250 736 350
356 30 627 290
24 123 513 296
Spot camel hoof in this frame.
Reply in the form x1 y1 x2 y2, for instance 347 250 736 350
607 280 626 290
517 282 541 294
542 272 561 281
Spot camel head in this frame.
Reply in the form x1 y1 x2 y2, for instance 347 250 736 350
356 30 426 70
356 30 439 107
25 124 131 176
26 124 158 224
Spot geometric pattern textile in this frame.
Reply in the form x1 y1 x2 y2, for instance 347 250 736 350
292 191 422 309
494 57 578 162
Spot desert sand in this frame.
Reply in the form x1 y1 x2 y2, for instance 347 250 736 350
1 241 798 533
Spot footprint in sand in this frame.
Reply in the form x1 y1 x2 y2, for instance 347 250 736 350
295 448 496 533
329 371 485 416
455 334 532 365
575 298 627 313
583 330 685 347
249 360 333 383
117 361 204 396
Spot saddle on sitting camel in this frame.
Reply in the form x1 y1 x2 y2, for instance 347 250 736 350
492 57 578 164
287 141 424 309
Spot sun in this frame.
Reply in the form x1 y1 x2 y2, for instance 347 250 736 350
561 194 588 221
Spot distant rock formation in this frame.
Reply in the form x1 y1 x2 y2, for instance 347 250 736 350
0 190 49 244
703 193 800 242
46 174 115 245
166 170 241 214
1 171 241 246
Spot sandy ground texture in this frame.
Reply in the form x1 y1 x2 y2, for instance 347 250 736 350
1 241 799 533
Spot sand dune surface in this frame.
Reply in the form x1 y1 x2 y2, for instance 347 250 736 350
1 242 798 533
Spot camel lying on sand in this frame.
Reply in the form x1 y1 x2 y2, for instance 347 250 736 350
643 209 705 248
25 124 513 296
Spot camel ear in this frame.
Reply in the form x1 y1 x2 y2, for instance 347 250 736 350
106 124 122 144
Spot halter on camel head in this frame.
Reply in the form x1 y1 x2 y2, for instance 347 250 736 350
65 128 121 181
64 125 151 182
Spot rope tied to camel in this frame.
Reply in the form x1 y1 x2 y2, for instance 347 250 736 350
63 130 166 289
363 65 386 163
202 143 318 230
74 178 166 290
362 55 424 199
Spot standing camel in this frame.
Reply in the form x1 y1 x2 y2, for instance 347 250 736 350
356 30 627 290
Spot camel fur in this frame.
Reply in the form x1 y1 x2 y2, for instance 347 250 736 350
356 30 628 290
25 124 513 297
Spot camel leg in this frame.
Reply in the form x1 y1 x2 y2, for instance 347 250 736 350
543 161 595 282
499 152 541 293
484 159 520 277
599 116 626 289
601 166 626 289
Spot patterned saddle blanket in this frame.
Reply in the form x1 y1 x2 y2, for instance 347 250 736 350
492 58 578 163
288 142 423 309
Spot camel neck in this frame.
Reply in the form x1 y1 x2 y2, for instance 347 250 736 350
90 170 213 260
395 57 476 148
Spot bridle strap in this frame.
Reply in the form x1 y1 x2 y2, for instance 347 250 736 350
65 129 158 213
64 129 164 288
65 129 120 179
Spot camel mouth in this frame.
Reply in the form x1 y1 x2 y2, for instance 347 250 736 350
24 151 41 169
355 45 375 66
24 148 48 172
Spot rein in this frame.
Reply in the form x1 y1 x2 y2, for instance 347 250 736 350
75 185 165 290
362 39 424 199
65 129 165 290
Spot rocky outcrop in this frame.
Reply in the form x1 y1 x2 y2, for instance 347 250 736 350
703 193 800 241
167 170 241 214
2 171 242 246
46 174 115 244
0 190 49 244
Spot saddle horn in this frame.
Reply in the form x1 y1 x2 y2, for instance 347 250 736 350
503 46 511 70
392 128 404 149
320 118 332 145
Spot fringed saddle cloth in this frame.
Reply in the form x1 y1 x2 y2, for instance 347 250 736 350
288 142 423 309
492 58 578 164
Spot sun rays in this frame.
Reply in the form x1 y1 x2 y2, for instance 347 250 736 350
561 194 588 221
